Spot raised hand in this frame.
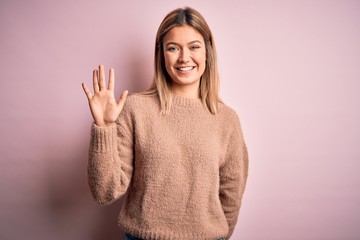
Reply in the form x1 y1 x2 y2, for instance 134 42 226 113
82 65 128 127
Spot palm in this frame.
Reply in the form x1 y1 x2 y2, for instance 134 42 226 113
82 65 128 126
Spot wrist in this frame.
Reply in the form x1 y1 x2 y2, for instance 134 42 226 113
94 121 108 127
95 120 116 127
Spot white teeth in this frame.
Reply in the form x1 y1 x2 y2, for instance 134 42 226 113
178 66 194 71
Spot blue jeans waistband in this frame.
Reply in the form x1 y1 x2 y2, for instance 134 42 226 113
124 233 225 240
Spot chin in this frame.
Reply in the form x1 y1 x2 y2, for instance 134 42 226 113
172 77 200 85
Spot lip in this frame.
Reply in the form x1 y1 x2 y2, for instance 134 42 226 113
175 66 196 72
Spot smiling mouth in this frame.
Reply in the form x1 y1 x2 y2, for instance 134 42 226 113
176 66 195 72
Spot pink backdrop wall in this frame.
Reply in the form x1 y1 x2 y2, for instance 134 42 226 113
1 0 359 239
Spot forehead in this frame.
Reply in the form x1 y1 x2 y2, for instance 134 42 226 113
163 25 204 44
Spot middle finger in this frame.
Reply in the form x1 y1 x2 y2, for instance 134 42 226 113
98 64 106 90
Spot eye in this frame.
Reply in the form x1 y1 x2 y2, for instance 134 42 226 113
167 46 178 52
190 45 201 50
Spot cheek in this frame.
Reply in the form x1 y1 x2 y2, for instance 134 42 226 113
199 53 207 74
198 56 207 70
163 55 170 71
164 54 174 68
163 55 174 76
196 51 207 66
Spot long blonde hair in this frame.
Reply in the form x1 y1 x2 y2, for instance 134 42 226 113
143 7 220 115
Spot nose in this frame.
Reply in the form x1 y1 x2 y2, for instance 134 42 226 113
178 48 190 63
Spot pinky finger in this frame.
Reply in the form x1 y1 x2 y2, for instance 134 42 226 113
82 82 93 100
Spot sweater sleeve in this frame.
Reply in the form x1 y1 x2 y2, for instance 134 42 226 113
219 112 249 239
87 101 134 206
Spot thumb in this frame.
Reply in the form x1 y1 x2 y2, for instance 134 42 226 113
117 90 129 109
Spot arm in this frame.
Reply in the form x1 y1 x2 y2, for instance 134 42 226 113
87 114 134 205
219 114 249 239
82 65 131 205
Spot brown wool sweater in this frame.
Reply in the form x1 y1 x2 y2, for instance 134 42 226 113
87 94 248 240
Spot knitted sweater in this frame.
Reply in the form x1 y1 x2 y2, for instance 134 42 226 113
87 94 248 240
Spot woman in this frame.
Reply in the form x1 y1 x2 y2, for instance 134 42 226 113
82 7 248 240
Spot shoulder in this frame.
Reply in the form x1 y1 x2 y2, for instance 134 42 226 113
125 92 158 104
117 93 159 125
217 101 241 124
216 100 245 137
123 93 160 111
120 93 161 120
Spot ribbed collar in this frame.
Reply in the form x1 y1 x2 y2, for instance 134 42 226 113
172 94 203 107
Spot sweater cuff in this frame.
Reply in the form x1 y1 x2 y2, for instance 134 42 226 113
90 123 117 152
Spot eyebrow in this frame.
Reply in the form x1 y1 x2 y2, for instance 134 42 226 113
165 40 203 46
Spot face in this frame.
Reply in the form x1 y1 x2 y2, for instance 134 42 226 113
163 25 206 97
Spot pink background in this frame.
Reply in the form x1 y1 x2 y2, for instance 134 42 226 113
1 0 359 239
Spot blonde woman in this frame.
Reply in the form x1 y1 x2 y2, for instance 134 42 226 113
82 7 248 240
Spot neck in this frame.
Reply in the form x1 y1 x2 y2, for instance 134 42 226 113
171 83 200 99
